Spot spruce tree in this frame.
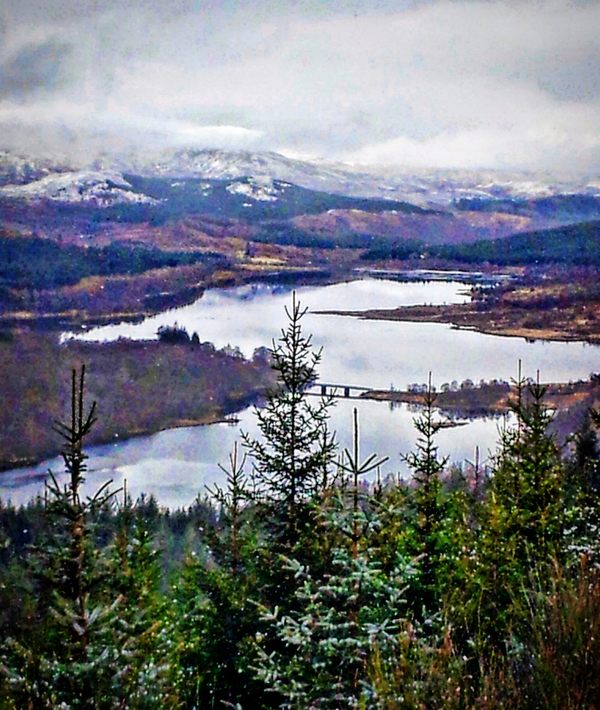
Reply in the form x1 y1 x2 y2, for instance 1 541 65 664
170 444 267 708
1 368 173 708
1 367 121 708
465 373 565 656
491 377 564 553
243 291 336 547
108 485 172 707
403 376 451 615
206 442 251 574
254 411 410 709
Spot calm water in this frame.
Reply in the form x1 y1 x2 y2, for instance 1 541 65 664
2 277 599 507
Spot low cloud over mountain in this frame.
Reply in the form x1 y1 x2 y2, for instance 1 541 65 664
0 0 598 172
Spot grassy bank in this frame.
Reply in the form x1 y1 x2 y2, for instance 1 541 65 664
317 269 600 344
362 377 600 419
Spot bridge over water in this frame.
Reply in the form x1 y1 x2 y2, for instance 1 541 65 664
306 382 374 399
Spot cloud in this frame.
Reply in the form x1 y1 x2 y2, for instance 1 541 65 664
0 39 71 99
345 126 600 173
0 0 598 172
0 100 265 160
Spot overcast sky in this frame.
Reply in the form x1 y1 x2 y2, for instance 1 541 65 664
0 0 598 172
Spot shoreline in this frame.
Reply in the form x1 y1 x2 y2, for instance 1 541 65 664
0 334 272 478
314 302 600 345
3 268 599 482
0 407 249 475
0 265 343 331
359 377 600 418
0 261 512 334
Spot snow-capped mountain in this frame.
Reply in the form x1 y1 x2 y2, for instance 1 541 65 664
115 148 600 207
115 148 387 200
0 170 159 207
1 147 599 208
0 150 73 186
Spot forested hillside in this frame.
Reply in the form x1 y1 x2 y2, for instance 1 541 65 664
0 233 224 289
1 300 599 708
435 220 600 266
361 220 600 266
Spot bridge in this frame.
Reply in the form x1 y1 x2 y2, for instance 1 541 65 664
306 382 373 399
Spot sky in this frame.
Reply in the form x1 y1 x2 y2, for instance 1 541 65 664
0 0 599 172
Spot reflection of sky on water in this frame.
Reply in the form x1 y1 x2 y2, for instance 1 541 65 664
3 277 599 508
0 401 509 509
66 278 468 358
67 278 599 387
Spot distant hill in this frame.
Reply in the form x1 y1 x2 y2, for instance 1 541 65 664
454 194 600 224
0 172 429 223
286 208 531 248
121 174 430 223
0 170 159 207
1 148 599 259
111 148 600 207
3 147 599 206
433 220 600 266
0 150 73 186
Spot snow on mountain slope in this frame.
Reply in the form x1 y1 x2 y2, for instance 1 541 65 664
119 148 600 207
1 147 599 208
225 176 286 202
120 148 376 198
0 170 160 206
0 150 73 186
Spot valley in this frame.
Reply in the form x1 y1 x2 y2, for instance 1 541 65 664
3 4 600 705
1 150 600 340
2 275 599 506
1 147 600 502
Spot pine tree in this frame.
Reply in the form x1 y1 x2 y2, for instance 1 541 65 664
465 373 565 656
1 367 121 708
206 442 251 574
108 485 172 707
1 368 175 708
170 444 267 708
491 376 564 554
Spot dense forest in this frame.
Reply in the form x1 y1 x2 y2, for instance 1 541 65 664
453 194 600 221
361 220 600 266
0 332 272 470
434 220 600 266
1 298 599 708
0 233 224 289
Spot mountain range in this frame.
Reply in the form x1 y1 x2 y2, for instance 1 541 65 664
2 147 599 206
1 147 600 259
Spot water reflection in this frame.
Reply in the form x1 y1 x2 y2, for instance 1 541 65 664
0 400 508 509
3 278 599 507
68 278 599 387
